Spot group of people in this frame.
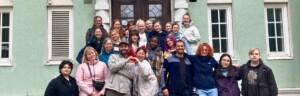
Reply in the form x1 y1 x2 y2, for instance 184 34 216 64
44 13 278 96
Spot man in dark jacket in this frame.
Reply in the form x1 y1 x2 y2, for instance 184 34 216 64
240 48 278 96
161 40 193 96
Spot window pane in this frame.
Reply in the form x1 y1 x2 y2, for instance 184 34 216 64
211 10 218 23
149 4 162 18
269 38 276 52
1 44 9 58
221 39 227 52
275 8 282 22
212 24 219 38
277 38 284 51
213 39 220 53
276 23 283 36
2 28 9 42
267 9 274 22
220 24 227 37
121 5 134 18
2 13 10 26
268 23 275 37
220 9 226 22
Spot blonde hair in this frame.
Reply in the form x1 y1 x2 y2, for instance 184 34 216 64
82 46 98 63
248 48 260 55
136 19 145 26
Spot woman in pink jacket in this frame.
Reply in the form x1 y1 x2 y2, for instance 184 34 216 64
76 46 109 96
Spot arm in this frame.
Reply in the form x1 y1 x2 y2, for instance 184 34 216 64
44 79 56 96
138 60 154 80
108 54 127 73
75 64 93 95
160 59 169 90
268 69 278 96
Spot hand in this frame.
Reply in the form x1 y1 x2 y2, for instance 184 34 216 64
91 91 97 96
162 89 169 96
99 89 105 96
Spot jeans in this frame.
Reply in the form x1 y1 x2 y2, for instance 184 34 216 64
196 88 218 96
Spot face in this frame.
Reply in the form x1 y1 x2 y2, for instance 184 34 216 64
221 56 231 68
104 40 113 51
131 35 139 42
249 50 260 62
86 49 97 61
146 21 153 29
182 15 190 26
119 44 129 55
129 24 136 30
114 21 122 29
172 25 179 33
94 17 102 27
176 42 185 54
60 64 72 76
95 29 102 39
166 38 174 47
110 31 120 41
136 50 146 61
200 46 209 56
150 37 159 48
154 23 161 32
137 23 146 32
165 23 172 32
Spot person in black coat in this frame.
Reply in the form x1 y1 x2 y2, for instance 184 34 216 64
239 48 278 96
45 60 79 96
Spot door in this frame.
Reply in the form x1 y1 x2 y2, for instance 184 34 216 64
112 0 171 26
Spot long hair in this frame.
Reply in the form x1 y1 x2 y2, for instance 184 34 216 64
92 16 103 28
81 46 98 64
110 19 125 38
196 43 214 57
128 30 140 46
214 54 237 78
101 38 113 53
164 35 176 52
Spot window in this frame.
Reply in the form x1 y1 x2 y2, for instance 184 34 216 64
0 9 13 66
265 4 292 59
47 8 73 64
208 5 234 59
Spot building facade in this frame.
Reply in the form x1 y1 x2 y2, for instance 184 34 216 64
0 0 299 95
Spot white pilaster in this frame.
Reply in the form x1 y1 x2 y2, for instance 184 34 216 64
173 0 189 22
95 0 110 29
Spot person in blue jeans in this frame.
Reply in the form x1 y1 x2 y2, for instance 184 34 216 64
189 43 218 96
161 40 193 96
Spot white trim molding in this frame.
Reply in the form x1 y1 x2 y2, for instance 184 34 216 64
264 4 293 60
0 8 13 66
265 0 288 3
47 7 74 65
207 0 232 4
47 0 73 6
208 4 234 60
279 88 300 95
0 0 13 7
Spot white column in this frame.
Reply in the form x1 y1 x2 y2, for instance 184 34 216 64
95 0 110 30
174 0 189 22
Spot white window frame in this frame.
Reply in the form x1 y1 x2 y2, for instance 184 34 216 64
207 0 232 4
47 7 73 65
208 5 234 60
0 8 13 66
264 4 292 59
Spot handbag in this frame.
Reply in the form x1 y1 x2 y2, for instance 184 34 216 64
87 63 105 91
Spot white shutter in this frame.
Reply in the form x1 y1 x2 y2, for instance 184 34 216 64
48 8 72 62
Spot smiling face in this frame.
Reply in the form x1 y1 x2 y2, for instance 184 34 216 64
94 28 102 39
182 14 191 26
220 56 231 68
131 35 139 43
200 46 209 56
94 17 102 27
172 24 179 33
119 44 129 55
150 37 159 48
146 21 153 29
60 64 72 76
136 49 146 61
166 38 174 48
85 48 97 61
165 23 172 32
110 31 120 41
113 21 122 29
175 41 185 54
104 39 113 51
153 22 161 32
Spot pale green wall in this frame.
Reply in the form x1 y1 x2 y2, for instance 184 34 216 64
0 0 94 95
0 0 299 95
189 0 300 88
